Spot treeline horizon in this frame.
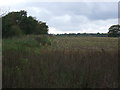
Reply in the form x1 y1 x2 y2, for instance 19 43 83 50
48 33 108 37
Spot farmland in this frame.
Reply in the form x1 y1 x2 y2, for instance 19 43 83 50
2 36 119 88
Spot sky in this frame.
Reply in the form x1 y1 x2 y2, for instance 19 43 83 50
0 0 119 34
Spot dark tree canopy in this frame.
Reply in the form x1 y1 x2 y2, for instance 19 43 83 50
2 10 49 38
108 24 120 37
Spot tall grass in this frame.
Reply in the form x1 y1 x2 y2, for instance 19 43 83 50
2 36 119 88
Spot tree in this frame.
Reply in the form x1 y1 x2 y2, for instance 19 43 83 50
8 25 23 37
2 10 27 37
2 10 49 38
19 16 38 34
108 24 120 37
35 21 48 34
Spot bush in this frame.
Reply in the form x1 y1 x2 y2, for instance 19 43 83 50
35 35 51 46
2 35 51 52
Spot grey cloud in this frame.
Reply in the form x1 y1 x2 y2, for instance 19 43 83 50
21 2 118 20
9 2 118 33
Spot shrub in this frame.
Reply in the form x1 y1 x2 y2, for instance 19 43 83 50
35 35 51 46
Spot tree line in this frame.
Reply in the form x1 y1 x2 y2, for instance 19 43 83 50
2 10 48 38
55 25 120 37
55 33 108 37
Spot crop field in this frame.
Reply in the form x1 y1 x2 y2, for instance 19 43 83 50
2 36 119 88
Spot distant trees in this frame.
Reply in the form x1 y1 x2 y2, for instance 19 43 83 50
56 33 108 37
108 24 120 37
2 10 49 38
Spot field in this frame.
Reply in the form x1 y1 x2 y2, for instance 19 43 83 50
2 36 119 88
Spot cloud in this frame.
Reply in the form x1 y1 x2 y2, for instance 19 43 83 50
0 0 27 7
48 13 117 33
0 1 118 34
49 27 64 34
78 18 117 33
24 7 53 22
48 14 89 31
48 12 117 34
48 14 71 26
7 2 117 20
28 2 117 20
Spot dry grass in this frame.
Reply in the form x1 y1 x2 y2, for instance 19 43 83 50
2 36 119 88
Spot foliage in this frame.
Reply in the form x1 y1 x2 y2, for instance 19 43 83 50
35 35 51 46
8 25 23 37
108 24 120 37
2 35 51 52
2 10 49 38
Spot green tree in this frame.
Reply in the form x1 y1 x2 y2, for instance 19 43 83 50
2 10 27 37
35 21 48 34
8 25 23 37
2 10 49 38
108 25 120 37
19 16 38 34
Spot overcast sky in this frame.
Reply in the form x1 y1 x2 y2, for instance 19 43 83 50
0 0 119 34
